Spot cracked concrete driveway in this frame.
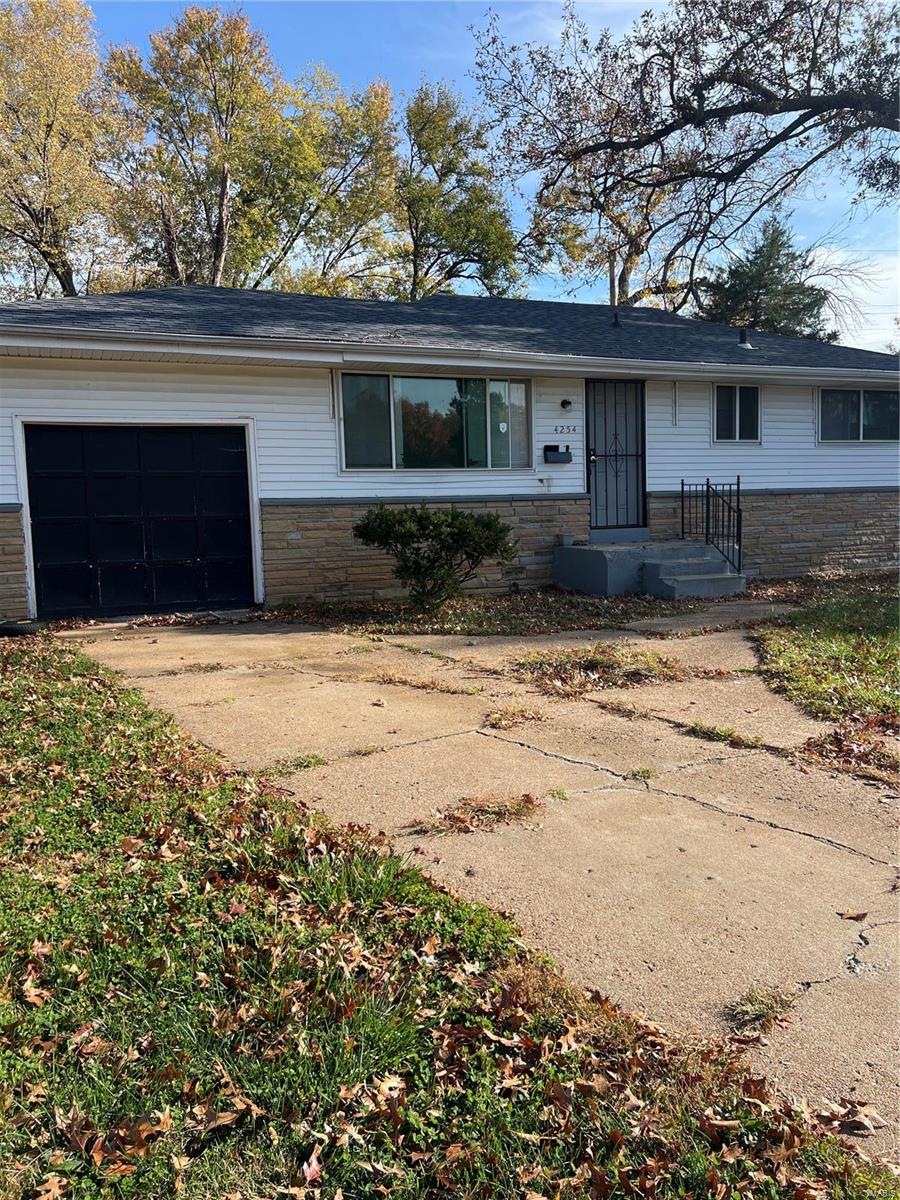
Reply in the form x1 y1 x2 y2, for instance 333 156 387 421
64 605 899 1155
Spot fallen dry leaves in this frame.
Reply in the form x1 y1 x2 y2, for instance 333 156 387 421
2 634 897 1200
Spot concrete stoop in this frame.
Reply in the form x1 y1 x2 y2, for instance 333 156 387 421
554 539 746 600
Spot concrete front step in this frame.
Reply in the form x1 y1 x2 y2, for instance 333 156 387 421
648 571 747 600
642 557 737 587
554 539 746 599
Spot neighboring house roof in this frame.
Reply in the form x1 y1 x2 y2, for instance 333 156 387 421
0 285 895 374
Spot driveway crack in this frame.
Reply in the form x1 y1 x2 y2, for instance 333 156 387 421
478 730 892 865
643 782 892 865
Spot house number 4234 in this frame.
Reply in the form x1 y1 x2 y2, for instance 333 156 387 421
553 424 577 434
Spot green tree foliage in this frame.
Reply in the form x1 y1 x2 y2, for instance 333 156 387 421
0 3 520 301
353 504 517 609
699 218 839 341
384 84 520 301
0 0 123 296
109 7 388 289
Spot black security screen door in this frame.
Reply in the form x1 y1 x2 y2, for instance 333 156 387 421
25 424 254 618
587 380 646 529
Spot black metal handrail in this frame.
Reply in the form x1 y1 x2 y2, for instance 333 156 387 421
680 477 743 573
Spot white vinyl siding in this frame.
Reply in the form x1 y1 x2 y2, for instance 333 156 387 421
646 380 900 490
0 360 586 504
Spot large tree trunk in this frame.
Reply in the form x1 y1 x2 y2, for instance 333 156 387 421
160 195 187 286
44 255 77 297
211 163 231 286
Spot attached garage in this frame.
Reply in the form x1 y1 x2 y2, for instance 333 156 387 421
23 423 255 618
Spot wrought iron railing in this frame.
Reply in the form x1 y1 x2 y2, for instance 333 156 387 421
680 477 743 573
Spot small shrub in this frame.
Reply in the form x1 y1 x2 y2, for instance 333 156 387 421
352 504 517 610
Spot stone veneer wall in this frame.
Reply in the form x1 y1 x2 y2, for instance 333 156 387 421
0 508 28 620
647 488 899 577
262 496 591 602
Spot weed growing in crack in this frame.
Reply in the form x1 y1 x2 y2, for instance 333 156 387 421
683 722 762 749
725 985 795 1032
368 669 480 696
482 705 546 730
628 766 656 781
272 752 327 772
405 793 543 835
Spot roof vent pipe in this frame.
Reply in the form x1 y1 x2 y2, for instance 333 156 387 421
737 327 754 349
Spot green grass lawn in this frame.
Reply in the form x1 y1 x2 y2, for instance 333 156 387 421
0 637 896 1199
755 586 899 720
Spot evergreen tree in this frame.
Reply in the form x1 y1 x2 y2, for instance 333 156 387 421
699 218 838 341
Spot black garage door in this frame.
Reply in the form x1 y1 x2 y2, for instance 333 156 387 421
25 424 254 618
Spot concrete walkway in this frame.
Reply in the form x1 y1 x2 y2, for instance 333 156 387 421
63 603 899 1155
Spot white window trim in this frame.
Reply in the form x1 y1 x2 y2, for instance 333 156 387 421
12 414 265 622
337 369 536 473
815 385 900 445
711 382 762 445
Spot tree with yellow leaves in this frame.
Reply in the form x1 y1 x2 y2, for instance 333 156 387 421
0 0 121 296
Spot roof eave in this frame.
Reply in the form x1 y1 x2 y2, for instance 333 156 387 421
0 324 893 383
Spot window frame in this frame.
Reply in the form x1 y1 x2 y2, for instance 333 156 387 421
711 383 762 445
816 386 900 445
337 370 535 472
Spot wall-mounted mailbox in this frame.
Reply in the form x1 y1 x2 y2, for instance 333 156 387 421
543 444 573 464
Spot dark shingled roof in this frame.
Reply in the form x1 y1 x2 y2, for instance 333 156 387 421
0 285 895 372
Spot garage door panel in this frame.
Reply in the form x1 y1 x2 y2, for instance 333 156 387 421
198 475 249 516
201 517 251 557
141 428 194 470
205 558 253 605
153 562 204 605
25 424 254 618
38 563 93 612
143 474 198 517
98 562 150 610
29 476 88 519
32 521 91 564
198 427 248 471
89 474 143 516
85 427 140 471
92 520 145 562
150 518 198 559
27 426 84 472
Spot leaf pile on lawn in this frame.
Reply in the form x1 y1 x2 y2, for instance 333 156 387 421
802 716 900 786
747 569 896 607
510 642 702 698
71 587 699 638
1 637 896 1200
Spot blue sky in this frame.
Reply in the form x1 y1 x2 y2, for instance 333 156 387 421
90 0 898 350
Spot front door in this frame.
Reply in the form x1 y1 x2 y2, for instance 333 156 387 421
587 380 646 529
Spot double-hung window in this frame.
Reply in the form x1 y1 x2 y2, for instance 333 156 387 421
340 373 531 469
819 388 899 442
714 385 760 442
